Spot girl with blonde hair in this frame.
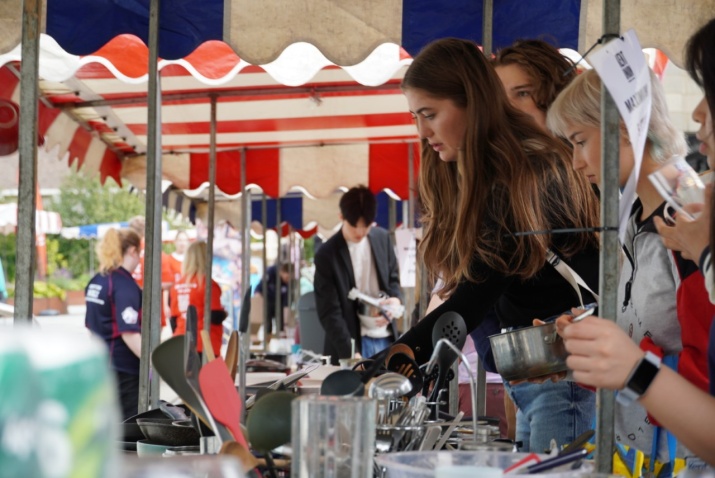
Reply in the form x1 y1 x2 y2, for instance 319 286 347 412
548 67 710 464
170 241 226 356
558 17 715 466
396 37 601 452
85 228 142 420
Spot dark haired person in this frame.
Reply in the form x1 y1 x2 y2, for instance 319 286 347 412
313 185 403 364
254 262 292 336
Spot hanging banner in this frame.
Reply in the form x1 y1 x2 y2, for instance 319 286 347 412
589 29 652 241
394 228 417 288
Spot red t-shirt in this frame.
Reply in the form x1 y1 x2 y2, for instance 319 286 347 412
171 275 224 354
132 244 173 327
167 253 183 285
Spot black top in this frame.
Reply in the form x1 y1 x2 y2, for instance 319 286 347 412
85 267 143 374
398 243 599 365
254 264 288 321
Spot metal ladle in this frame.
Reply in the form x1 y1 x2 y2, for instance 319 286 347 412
368 372 413 423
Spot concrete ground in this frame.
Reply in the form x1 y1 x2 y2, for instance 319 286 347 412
6 308 180 405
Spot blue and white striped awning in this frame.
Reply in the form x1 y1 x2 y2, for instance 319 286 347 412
60 222 129 239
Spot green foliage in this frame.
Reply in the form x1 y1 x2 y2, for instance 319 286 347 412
56 237 92 281
45 237 68 277
303 236 316 263
48 167 145 227
34 281 66 300
0 234 16 283
48 274 91 292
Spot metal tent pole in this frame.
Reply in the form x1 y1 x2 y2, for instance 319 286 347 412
388 196 397 248
238 147 250 422
482 0 493 57
472 0 495 419
595 0 621 472
138 0 162 413
261 192 271 352
203 94 218 363
262 195 269 351
14 0 41 324
275 198 282 334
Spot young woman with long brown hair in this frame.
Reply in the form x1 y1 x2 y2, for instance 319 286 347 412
396 38 601 452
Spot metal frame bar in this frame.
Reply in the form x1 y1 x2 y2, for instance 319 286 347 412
594 0 621 471
203 94 217 355
238 147 250 422
14 0 41 323
138 0 163 413
62 83 404 110
261 195 269 350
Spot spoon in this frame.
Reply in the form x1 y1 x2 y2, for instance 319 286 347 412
386 343 415 363
386 352 423 398
368 372 413 423
368 372 413 399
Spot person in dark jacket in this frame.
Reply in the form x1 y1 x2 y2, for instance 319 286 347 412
314 186 403 364
254 263 290 335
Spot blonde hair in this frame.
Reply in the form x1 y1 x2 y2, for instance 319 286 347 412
547 68 687 163
128 216 145 238
182 240 207 281
402 38 600 296
96 228 141 274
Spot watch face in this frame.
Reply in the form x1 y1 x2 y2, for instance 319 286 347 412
628 358 660 395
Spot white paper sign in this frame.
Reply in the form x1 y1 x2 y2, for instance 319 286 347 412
394 228 417 287
589 29 652 241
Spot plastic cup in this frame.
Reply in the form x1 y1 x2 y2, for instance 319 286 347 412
291 395 376 478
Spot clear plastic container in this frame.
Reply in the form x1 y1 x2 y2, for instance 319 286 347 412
291 396 376 478
120 455 246 477
375 451 593 478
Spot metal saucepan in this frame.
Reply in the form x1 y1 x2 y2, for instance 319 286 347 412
489 305 596 381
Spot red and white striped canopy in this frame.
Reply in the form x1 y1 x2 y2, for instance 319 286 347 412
0 34 419 200
0 203 62 235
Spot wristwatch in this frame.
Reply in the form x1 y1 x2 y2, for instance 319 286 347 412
616 351 661 406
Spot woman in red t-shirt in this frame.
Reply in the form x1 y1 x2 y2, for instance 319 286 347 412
167 230 191 332
170 240 226 355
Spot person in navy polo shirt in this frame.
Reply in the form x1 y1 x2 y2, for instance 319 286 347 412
85 227 143 421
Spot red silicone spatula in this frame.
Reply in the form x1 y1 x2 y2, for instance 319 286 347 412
198 357 249 449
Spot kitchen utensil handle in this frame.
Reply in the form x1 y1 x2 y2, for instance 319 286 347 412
527 448 588 474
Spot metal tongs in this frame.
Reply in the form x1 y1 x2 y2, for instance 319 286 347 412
347 288 405 318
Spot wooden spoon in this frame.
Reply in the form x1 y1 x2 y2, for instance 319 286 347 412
225 330 239 382
219 441 290 475
386 343 415 363
201 329 216 361
219 440 259 475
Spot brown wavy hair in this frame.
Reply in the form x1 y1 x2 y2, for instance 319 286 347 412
493 39 577 114
402 38 599 297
